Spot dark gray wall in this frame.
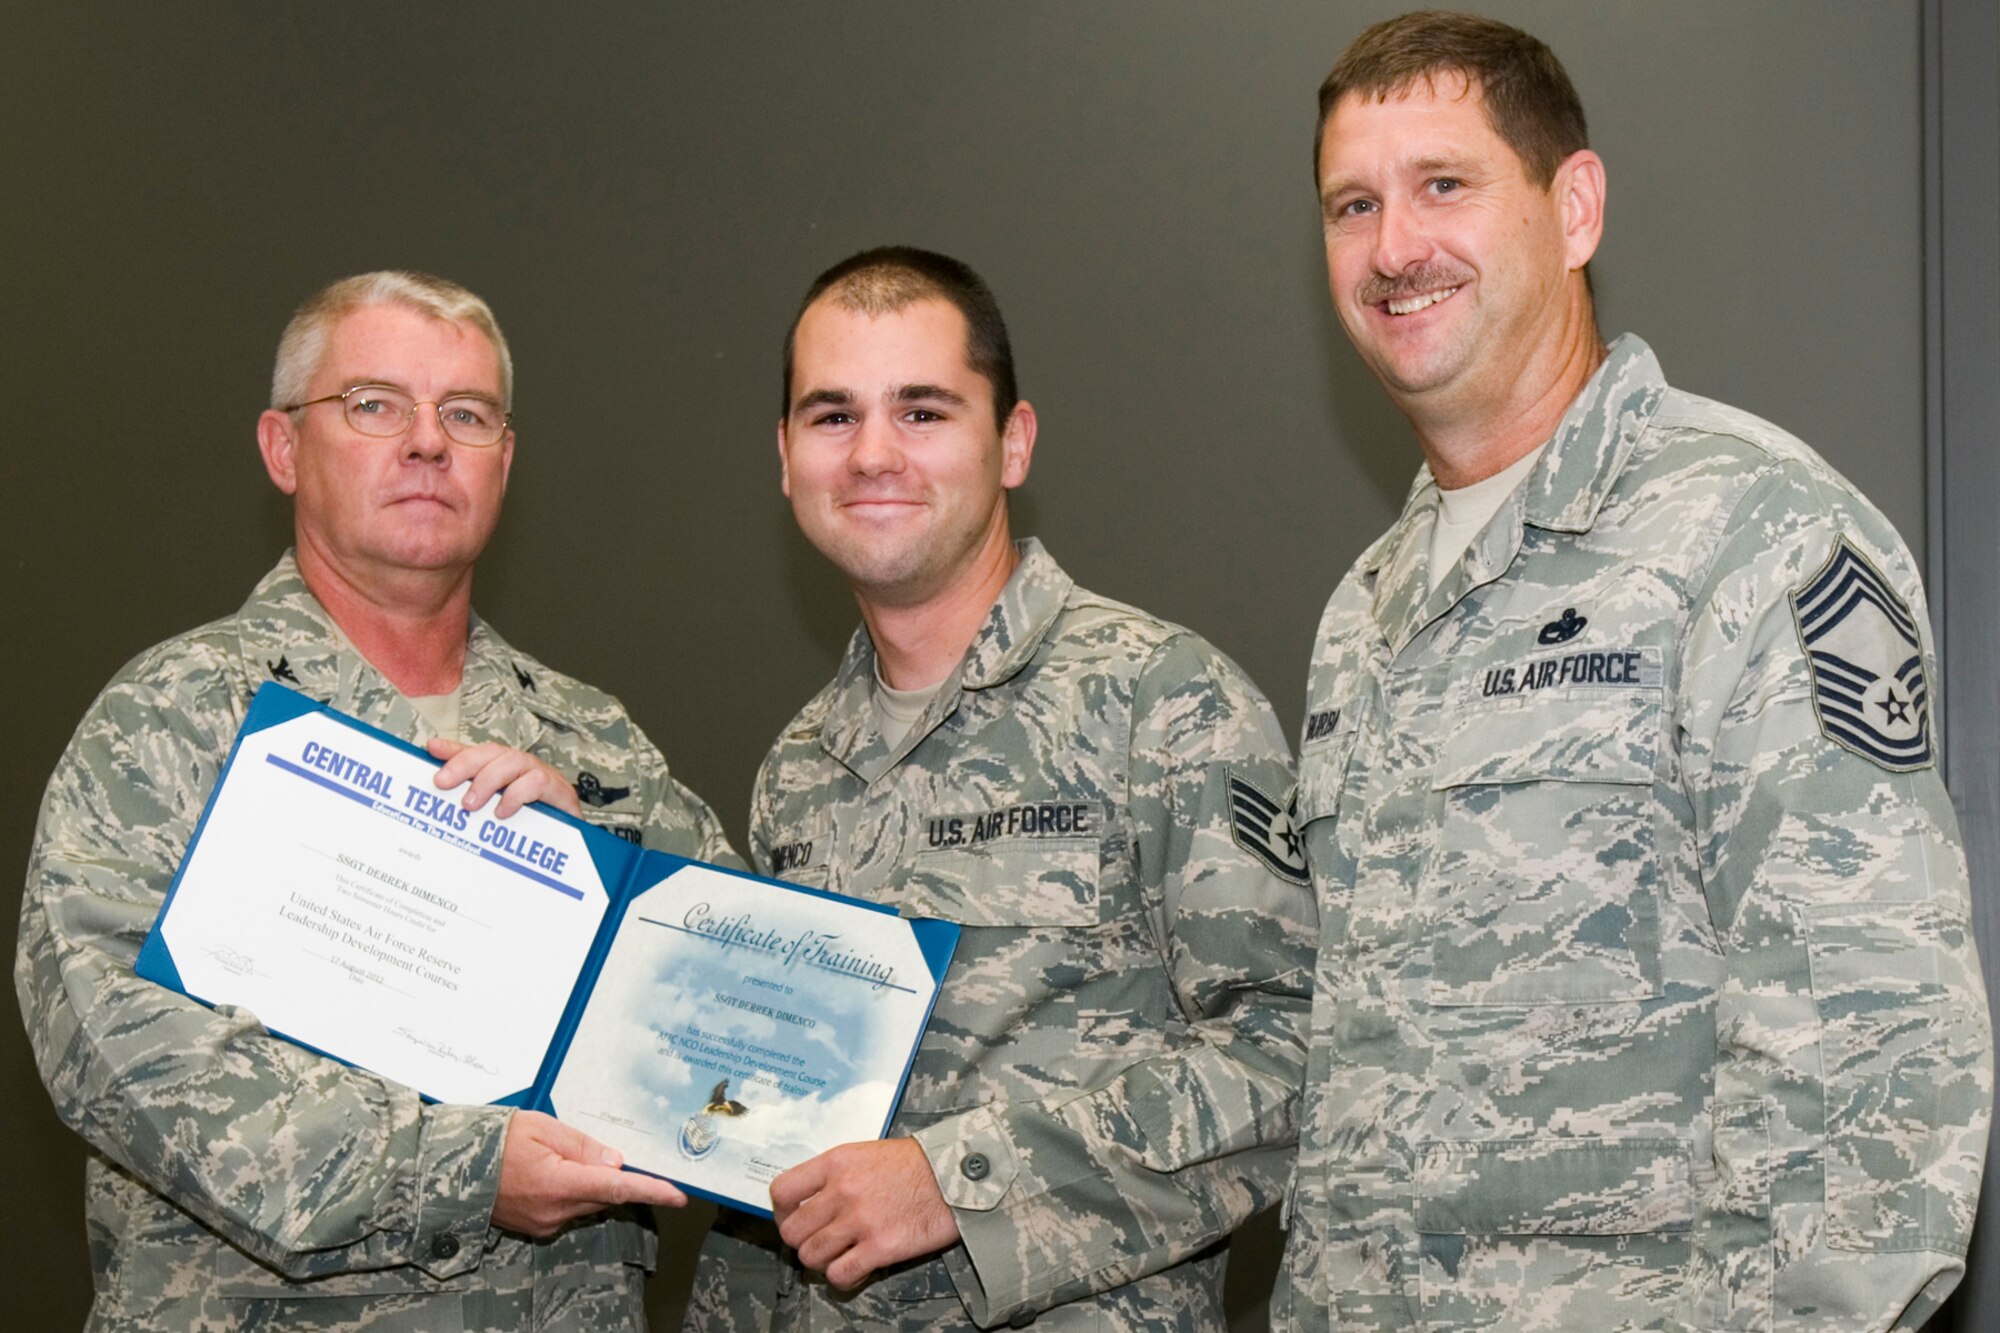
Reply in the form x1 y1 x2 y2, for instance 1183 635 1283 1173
1926 0 2000 1326
1 3 1936 1329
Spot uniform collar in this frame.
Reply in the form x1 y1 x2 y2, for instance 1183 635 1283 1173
231 551 548 749
1516 333 1666 534
1366 334 1666 654
818 538 1072 782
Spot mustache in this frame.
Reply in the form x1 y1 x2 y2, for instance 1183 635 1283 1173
1357 263 1474 306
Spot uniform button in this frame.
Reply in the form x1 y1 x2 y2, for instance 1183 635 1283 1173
960 1152 991 1181
1008 1311 1037 1328
429 1232 461 1261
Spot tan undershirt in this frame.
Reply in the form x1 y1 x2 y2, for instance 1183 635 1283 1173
871 663 946 750
405 689 463 742
1428 444 1546 595
322 615 465 741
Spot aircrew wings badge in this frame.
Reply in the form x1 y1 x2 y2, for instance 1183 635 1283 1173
1228 775 1309 884
1790 537 1934 772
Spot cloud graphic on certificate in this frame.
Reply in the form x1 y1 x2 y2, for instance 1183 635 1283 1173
547 864 939 1188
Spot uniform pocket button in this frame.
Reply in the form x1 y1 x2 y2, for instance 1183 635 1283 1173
960 1152 991 1181
429 1232 461 1261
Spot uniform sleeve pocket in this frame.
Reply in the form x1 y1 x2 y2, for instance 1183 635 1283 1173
1427 693 1662 1005
1802 899 1987 1252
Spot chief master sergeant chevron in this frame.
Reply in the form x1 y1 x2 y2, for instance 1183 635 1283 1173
1275 12 1991 1333
16 270 738 1331
682 246 1317 1332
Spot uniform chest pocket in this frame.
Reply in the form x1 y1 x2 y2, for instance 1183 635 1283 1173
765 822 832 890
1425 690 1662 1006
903 805 1104 927
1293 718 1366 919
1296 715 1363 841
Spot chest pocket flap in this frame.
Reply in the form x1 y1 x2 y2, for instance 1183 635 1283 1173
1426 682 1663 1006
1434 679 1658 789
1416 1138 1693 1236
904 802 1104 927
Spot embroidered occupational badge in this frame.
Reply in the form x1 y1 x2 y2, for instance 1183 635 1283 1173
1228 775 1308 884
1790 537 1933 771
1537 607 1588 644
575 771 631 807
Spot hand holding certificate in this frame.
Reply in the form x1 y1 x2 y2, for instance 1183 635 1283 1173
137 684 957 1216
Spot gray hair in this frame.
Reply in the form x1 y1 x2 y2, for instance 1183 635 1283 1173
270 270 513 411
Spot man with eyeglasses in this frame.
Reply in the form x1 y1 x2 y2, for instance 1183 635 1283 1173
17 270 735 1331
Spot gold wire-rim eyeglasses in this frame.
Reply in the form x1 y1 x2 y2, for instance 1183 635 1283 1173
281 384 513 448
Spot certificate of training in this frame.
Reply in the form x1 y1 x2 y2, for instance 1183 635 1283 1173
137 683 957 1215
548 863 947 1204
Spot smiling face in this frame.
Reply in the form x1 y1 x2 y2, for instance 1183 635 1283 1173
780 295 1034 610
257 303 514 596
1318 73 1599 426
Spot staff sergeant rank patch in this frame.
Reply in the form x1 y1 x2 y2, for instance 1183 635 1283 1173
1790 536 1933 772
1228 774 1308 885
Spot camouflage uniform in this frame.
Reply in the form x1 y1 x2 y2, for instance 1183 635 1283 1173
16 554 739 1332
686 540 1317 1332
1274 336 1992 1333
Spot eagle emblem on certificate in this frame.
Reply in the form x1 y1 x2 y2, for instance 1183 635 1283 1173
680 1079 749 1159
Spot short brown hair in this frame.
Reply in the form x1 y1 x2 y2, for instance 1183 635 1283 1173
783 247 1017 430
1314 10 1588 188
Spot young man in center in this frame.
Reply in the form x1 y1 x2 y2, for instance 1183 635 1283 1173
684 247 1316 1332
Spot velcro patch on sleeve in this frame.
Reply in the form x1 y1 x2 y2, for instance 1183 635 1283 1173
1789 537 1934 772
1228 773 1309 884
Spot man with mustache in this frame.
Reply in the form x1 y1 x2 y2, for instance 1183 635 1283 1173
17 271 733 1330
1278 12 1990 1332
684 246 1316 1332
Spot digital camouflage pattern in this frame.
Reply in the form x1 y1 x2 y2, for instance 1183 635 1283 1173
685 541 1317 1332
17 554 739 1332
1274 337 1992 1333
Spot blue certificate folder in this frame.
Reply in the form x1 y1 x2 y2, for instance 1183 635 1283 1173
135 682 959 1216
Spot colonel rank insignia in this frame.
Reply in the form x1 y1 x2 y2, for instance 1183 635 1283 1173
1228 774 1309 884
1790 536 1934 772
